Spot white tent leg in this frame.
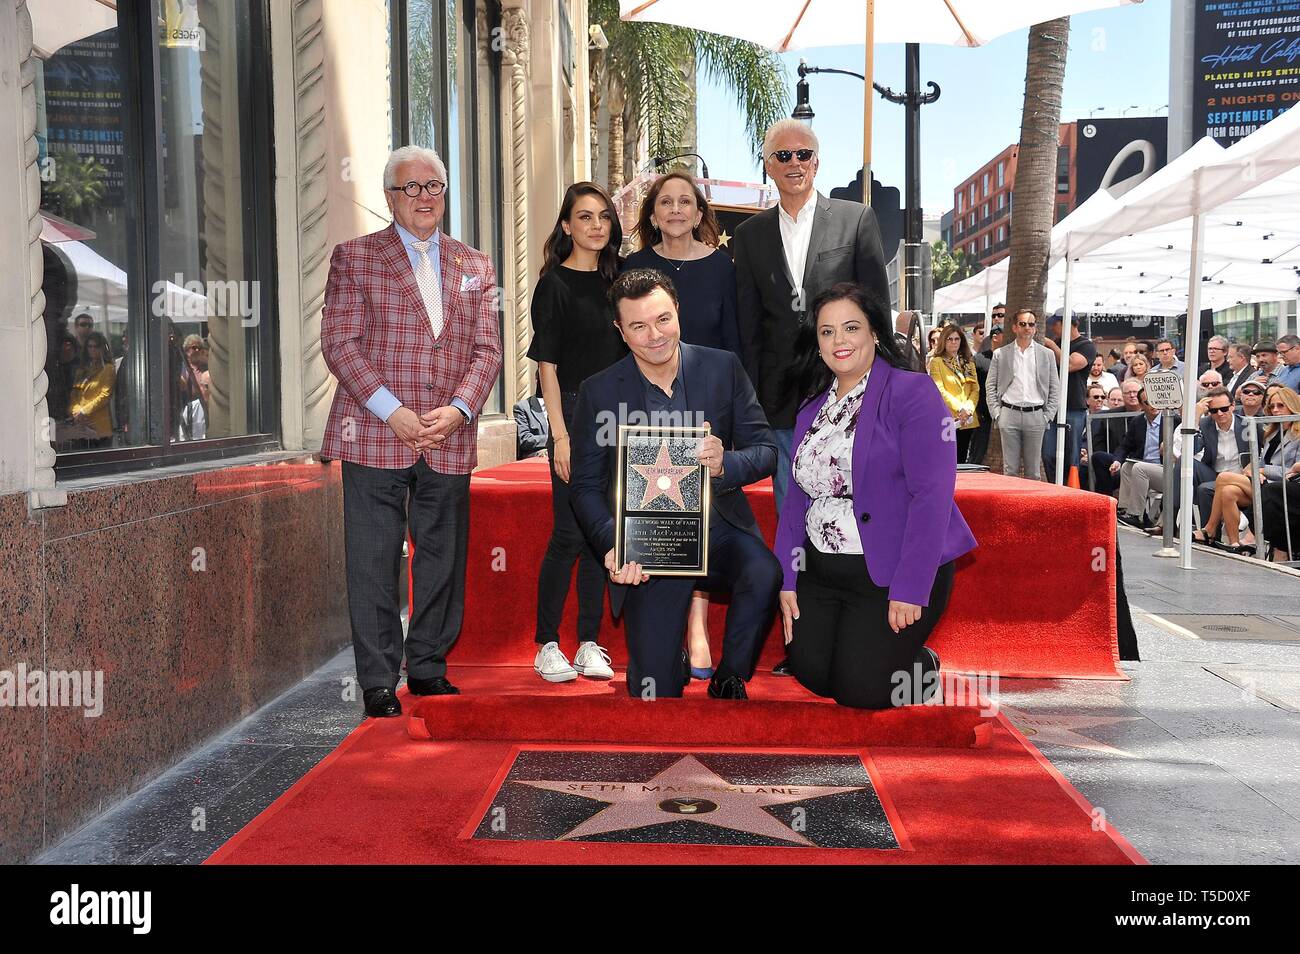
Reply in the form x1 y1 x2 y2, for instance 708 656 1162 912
1179 213 1206 571
1055 253 1074 486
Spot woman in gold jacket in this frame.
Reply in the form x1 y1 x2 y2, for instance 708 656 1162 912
69 331 116 445
927 321 979 464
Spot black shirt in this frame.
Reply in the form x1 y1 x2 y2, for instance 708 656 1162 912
526 265 627 393
1066 334 1098 411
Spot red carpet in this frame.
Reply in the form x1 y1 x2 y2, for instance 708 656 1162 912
206 673 1144 865
456 459 1122 680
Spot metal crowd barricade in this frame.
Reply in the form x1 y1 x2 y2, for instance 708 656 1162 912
1243 412 1300 563
1082 409 1144 493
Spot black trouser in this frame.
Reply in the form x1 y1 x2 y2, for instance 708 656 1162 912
966 416 991 466
621 517 780 699
535 390 607 645
788 545 955 709
956 427 974 464
1090 452 1121 496
342 458 470 691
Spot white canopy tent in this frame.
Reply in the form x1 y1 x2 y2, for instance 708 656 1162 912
54 240 207 328
937 104 1300 567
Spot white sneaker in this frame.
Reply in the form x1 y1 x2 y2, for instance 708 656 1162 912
534 641 578 683
573 641 614 680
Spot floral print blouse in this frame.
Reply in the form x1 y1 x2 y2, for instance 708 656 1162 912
793 371 869 554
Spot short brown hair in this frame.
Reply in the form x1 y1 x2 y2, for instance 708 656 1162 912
610 268 679 318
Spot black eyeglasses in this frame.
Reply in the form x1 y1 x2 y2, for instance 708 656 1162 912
1208 406 1232 415
1017 321 1036 328
388 180 447 198
1240 388 1265 396
769 149 815 164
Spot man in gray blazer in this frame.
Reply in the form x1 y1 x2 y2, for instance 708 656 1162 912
733 118 890 512
986 308 1060 481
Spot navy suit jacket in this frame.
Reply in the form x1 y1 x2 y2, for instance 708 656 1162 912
569 344 777 613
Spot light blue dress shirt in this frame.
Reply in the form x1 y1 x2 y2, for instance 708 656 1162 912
1143 413 1163 463
364 222 473 424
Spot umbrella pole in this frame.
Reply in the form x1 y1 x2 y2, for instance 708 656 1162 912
1056 249 1074 486
863 0 874 207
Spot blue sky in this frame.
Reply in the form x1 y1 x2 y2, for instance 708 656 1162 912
695 0 1172 213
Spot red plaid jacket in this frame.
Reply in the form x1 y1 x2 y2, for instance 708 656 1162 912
320 224 503 473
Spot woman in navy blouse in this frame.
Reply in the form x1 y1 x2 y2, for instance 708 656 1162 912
624 170 742 680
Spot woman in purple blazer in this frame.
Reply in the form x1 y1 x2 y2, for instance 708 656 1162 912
774 283 977 709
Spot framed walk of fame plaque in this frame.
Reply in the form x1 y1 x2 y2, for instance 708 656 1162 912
615 425 710 577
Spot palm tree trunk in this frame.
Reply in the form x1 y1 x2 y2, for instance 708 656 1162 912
608 80 626 192
589 48 604 186
1004 17 1069 337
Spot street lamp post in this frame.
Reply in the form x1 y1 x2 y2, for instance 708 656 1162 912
794 47 939 311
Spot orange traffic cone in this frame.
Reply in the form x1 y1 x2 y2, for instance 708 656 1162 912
1067 465 1081 489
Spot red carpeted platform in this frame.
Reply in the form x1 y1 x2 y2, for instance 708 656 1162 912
206 677 1144 865
455 459 1121 680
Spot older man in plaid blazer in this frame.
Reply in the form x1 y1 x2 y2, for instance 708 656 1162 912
322 145 502 718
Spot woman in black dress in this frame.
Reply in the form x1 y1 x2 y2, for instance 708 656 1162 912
624 171 741 680
527 182 628 684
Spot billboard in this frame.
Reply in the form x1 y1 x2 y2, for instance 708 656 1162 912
1192 0 1300 145
1074 117 1169 203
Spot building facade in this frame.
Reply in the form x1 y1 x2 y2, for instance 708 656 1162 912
0 0 588 863
948 123 1080 271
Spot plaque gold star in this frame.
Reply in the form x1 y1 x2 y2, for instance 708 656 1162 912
717 229 731 248
515 754 866 845
630 443 697 509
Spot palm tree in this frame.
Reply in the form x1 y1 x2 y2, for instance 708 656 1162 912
1004 17 1070 338
932 239 979 288
589 0 789 189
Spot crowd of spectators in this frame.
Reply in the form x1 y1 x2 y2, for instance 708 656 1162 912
934 311 1300 563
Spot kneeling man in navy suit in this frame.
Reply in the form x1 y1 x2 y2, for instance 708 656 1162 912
569 269 780 700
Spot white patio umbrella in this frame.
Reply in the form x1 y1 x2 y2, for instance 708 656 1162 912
619 0 1146 189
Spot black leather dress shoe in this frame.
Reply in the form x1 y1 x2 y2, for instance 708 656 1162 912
771 656 792 676
407 675 460 696
708 674 748 700
363 687 402 718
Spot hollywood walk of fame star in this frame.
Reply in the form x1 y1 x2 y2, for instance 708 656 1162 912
630 443 698 509
514 754 866 846
1000 705 1145 757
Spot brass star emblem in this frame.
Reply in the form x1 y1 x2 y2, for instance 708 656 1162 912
717 229 731 248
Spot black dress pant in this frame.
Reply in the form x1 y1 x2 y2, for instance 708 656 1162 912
789 546 955 709
966 417 991 465
342 458 469 691
535 391 607 645
956 427 974 464
621 517 780 699
1089 452 1121 496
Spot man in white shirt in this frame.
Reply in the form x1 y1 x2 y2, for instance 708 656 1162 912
733 118 890 513
986 309 1060 481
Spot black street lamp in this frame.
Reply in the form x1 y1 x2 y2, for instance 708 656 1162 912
795 50 940 312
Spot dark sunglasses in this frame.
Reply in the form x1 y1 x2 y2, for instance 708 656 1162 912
769 148 815 164
1240 388 1265 396
1017 320 1036 328
1208 406 1232 414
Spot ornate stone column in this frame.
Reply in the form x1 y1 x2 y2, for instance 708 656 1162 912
500 0 531 406
3 0 64 504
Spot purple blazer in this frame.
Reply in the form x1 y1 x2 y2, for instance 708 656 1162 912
774 357 978 606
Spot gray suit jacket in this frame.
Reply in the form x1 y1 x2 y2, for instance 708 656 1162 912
986 340 1060 424
732 191 890 428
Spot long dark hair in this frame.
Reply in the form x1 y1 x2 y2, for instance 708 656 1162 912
788 282 909 407
632 170 721 250
539 181 622 283
931 320 974 365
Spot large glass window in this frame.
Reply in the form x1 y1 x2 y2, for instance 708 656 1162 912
34 0 276 472
402 0 505 414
